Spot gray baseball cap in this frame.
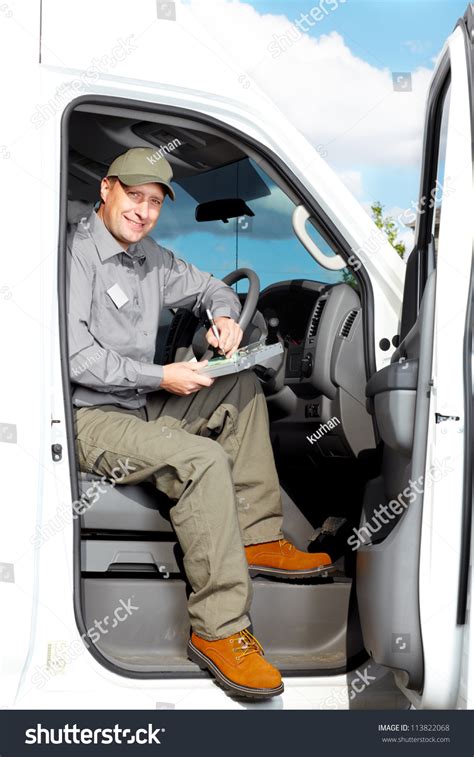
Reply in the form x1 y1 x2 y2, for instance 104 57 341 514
106 147 176 201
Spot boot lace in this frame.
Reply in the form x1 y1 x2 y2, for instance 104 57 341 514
231 629 264 661
279 538 295 551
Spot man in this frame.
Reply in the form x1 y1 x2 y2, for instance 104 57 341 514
68 147 333 699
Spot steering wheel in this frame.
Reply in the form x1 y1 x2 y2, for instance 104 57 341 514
180 267 261 363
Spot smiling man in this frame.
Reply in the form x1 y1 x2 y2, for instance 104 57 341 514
67 146 333 699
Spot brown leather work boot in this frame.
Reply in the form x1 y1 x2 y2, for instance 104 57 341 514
187 629 284 699
245 538 335 579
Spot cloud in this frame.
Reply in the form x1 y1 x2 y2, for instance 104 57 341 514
186 0 434 169
402 39 431 55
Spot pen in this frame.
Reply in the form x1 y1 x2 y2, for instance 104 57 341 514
206 308 221 346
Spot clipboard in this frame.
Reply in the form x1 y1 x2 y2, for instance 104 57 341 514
197 339 284 378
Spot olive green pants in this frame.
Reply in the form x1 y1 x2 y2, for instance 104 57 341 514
74 369 284 640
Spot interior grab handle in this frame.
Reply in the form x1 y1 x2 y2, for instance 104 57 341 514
292 205 346 271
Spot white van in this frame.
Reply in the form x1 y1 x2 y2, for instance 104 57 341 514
0 0 472 711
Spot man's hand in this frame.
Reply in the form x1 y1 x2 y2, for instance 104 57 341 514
161 360 214 396
205 316 243 358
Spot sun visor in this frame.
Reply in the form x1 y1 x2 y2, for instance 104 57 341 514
179 159 271 204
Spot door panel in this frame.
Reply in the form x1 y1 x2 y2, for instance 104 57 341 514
357 270 436 692
356 8 473 709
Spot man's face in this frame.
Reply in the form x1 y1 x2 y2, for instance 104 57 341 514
97 177 166 249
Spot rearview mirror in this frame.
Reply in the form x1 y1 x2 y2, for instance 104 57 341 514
195 198 255 224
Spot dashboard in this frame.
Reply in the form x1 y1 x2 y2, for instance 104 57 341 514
256 279 376 458
258 279 327 348
258 279 366 404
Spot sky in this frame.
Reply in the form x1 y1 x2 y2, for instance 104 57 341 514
156 0 468 288
250 0 465 71
157 0 467 291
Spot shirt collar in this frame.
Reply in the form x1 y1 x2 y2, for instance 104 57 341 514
87 209 147 263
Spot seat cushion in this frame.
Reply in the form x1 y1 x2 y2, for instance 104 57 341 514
78 473 173 533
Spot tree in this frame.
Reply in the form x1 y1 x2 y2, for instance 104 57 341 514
371 201 406 259
342 201 406 288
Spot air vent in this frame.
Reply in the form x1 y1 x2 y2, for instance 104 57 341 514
340 309 358 338
308 298 327 340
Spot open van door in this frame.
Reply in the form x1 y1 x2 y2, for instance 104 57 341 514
356 5 473 709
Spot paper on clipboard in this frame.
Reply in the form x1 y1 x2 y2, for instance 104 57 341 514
197 340 284 378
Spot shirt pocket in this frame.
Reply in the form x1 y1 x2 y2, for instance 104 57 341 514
94 283 137 341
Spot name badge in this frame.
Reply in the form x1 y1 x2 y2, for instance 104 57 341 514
106 283 129 309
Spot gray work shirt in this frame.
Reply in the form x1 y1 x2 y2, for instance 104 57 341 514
67 208 241 409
